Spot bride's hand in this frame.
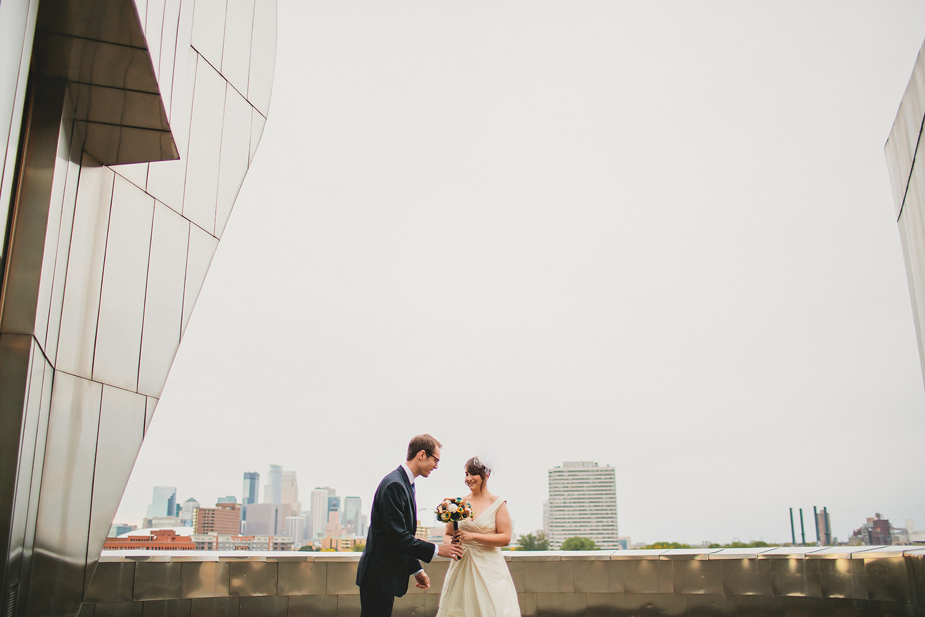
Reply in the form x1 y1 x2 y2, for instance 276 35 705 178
454 530 475 544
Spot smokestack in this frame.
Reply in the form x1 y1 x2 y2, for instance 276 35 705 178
790 508 796 545
814 506 820 545
800 508 806 545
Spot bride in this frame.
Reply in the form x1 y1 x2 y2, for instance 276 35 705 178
436 457 521 617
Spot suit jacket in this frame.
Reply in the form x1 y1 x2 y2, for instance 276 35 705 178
356 466 435 596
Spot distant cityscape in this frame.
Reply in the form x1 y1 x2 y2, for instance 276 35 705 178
107 461 925 552
107 465 367 551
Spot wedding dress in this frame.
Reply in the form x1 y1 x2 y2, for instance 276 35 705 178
436 497 521 617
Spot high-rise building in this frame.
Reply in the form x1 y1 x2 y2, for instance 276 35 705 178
193 503 242 535
328 495 341 528
217 495 237 504
243 503 279 536
286 516 306 549
344 496 363 536
243 472 260 508
547 461 619 549
264 465 282 505
311 488 335 540
179 498 200 527
146 487 177 520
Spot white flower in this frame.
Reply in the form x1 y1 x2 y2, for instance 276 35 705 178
447 503 458 513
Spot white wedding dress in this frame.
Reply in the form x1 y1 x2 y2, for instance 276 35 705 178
436 497 521 617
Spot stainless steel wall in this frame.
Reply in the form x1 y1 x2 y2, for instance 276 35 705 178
886 38 925 390
0 1 276 616
80 548 925 617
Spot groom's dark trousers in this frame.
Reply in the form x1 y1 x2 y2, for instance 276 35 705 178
356 466 435 617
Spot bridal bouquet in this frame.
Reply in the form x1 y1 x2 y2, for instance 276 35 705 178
436 497 472 531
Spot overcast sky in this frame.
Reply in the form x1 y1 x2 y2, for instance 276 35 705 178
117 1 925 546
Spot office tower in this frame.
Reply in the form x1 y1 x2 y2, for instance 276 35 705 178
328 495 341 528
243 503 279 536
311 488 335 540
344 496 363 536
0 2 276 613
179 498 200 527
193 503 241 535
146 487 177 520
243 472 260 507
279 470 300 534
264 465 282 505
217 496 237 504
547 461 619 549
286 516 306 548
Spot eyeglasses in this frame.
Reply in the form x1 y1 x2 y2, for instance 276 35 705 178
427 453 440 465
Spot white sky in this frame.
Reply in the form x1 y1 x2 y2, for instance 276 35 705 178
118 1 925 546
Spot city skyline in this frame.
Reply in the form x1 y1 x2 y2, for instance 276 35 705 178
117 2 925 546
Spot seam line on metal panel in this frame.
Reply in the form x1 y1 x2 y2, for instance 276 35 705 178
897 110 925 222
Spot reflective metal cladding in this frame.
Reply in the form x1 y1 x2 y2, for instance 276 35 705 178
0 0 276 615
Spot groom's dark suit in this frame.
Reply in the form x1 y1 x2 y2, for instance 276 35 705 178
356 466 435 616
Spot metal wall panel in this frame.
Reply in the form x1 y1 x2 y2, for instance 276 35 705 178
237 596 287 617
55 163 115 378
92 178 155 391
0 0 39 258
622 559 660 594
220 0 253 97
525 559 573 594
672 559 723 596
865 557 910 603
182 59 225 234
287 595 336 617
324 561 358 596
85 386 147 590
28 373 103 616
215 87 251 238
188 597 239 617
134 561 182 601
277 561 325 596
180 561 230 599
817 558 867 600
94 602 143 617
229 561 277 597
190 0 226 71
85 562 135 604
147 52 196 212
139 598 190 617
249 107 266 166
138 203 189 397
247 0 275 116
181 224 218 336
885 48 925 215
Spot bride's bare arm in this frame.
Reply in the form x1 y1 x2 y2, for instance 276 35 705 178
456 502 513 548
443 522 455 545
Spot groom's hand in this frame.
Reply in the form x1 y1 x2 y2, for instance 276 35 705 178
438 543 463 560
414 570 430 589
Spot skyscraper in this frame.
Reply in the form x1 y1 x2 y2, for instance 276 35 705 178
242 472 260 508
264 464 282 505
344 496 363 536
179 498 200 527
547 461 619 549
146 487 177 520
311 487 335 540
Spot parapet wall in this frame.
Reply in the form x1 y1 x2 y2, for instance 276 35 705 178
81 547 925 616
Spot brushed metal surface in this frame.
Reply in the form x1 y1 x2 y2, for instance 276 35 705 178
220 0 253 96
134 561 182 601
229 561 277 597
92 177 155 391
287 595 336 617
324 561 359 596
138 203 189 397
190 0 226 71
85 562 135 604
55 163 115 378
85 386 146 592
215 86 251 238
182 58 225 234
237 595 287 617
864 557 910 603
28 373 103 616
180 561 230 599
181 224 218 336
671 558 723 596
188 597 239 617
247 0 276 116
525 559 573 593
277 561 325 596
249 107 266 165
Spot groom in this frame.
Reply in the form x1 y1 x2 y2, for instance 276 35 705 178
356 434 463 617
